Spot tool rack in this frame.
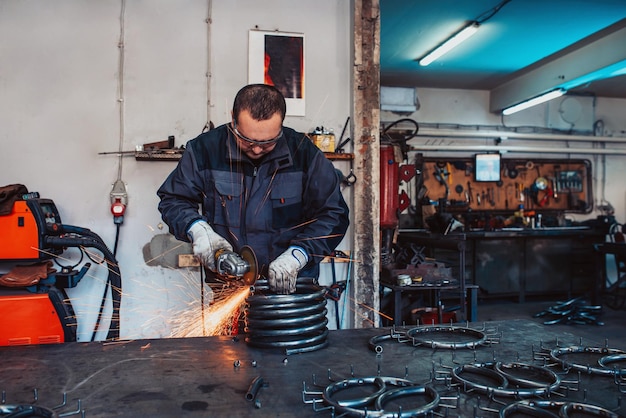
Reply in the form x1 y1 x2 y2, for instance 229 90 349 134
398 156 602 302
415 157 593 216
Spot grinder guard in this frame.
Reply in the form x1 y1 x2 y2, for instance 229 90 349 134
215 245 259 286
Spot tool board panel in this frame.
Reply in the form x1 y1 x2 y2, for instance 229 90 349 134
416 157 592 213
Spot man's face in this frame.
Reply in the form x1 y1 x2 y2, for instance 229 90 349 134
231 110 283 160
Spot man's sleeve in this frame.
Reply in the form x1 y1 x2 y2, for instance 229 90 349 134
292 153 349 264
157 142 205 241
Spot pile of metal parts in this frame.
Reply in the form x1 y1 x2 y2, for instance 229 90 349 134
244 277 329 355
302 323 625 417
533 297 604 326
1 390 84 417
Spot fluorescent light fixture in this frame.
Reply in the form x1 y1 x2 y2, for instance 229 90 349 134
502 89 566 116
560 59 626 90
419 22 480 66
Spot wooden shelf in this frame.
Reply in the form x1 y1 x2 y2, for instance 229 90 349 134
133 150 352 162
134 150 184 161
324 152 353 161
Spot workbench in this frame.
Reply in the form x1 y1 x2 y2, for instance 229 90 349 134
381 281 478 326
1 320 624 417
399 227 605 303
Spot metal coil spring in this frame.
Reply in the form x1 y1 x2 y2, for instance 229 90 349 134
244 277 329 355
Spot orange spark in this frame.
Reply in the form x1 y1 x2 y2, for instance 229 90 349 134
293 234 345 242
346 295 394 322
169 285 250 338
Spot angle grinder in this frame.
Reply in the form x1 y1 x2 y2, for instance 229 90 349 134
214 245 259 285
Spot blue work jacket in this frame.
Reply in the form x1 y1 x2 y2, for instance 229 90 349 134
157 123 349 278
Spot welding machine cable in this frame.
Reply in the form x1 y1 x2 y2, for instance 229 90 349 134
46 230 122 341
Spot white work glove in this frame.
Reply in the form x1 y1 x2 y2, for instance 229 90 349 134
187 220 233 272
268 246 309 294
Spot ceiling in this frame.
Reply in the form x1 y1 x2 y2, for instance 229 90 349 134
380 0 626 113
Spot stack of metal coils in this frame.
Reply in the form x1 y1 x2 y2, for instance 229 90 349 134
244 277 329 355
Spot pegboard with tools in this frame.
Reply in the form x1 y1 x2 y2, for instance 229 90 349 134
416 157 593 214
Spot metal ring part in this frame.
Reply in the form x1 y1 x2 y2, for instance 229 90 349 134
285 339 329 356
247 286 326 305
549 346 626 376
250 276 319 290
374 384 440 417
494 362 561 391
322 376 417 417
0 404 56 417
451 364 508 394
559 402 621 418
245 316 328 338
598 353 626 374
452 363 556 398
405 325 488 349
245 300 326 317
244 278 329 355
245 309 328 330
499 400 563 418
323 376 386 409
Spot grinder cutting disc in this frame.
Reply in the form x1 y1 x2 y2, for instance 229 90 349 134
239 245 259 285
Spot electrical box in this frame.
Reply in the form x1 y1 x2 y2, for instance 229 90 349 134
547 95 595 133
381 86 420 113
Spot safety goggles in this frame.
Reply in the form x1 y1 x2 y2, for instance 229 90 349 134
231 120 283 149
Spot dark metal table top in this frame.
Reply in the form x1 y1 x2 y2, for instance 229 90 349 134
1 320 624 417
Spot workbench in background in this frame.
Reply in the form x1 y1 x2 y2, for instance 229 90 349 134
381 232 474 326
1 320 625 417
399 228 605 303
380 280 479 326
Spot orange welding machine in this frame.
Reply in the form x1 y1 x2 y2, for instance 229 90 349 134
0 188 122 346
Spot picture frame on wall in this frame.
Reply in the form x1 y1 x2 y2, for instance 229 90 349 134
248 30 305 116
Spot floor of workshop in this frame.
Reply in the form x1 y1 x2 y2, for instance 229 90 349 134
476 297 626 348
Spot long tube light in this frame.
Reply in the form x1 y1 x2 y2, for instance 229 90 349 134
419 22 480 67
410 144 626 155
502 89 566 115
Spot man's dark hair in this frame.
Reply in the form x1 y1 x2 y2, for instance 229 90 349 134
233 84 287 123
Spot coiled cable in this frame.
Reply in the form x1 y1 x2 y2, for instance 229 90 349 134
244 277 329 355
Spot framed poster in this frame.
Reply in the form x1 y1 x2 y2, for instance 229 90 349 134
248 30 305 116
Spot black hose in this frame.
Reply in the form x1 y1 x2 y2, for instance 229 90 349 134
113 223 121 258
46 226 122 341
245 376 265 401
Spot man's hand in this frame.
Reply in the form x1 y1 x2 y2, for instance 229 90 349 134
268 246 308 294
187 221 233 271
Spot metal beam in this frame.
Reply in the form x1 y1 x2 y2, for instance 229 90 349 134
490 19 626 113
416 127 626 143
352 0 381 329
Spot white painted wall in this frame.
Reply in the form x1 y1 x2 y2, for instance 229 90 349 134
1 0 353 340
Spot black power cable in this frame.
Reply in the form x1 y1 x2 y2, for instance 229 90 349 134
475 0 513 25
47 225 122 341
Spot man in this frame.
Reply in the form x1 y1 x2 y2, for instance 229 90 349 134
157 84 349 294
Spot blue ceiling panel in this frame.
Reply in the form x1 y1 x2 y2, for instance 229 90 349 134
380 0 626 99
